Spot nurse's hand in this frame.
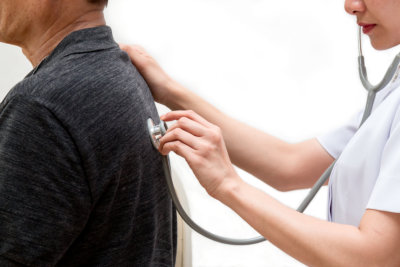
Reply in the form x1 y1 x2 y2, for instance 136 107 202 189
119 44 183 108
159 110 241 198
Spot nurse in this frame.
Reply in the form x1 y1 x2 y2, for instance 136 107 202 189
121 0 400 265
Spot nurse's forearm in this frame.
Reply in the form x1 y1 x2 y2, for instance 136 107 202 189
217 179 395 267
166 81 333 190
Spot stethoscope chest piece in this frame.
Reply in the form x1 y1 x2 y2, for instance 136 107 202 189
147 118 167 149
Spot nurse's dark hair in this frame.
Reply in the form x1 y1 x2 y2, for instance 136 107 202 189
87 0 108 5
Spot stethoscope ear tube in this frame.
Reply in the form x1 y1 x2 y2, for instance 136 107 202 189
358 55 400 93
358 26 400 94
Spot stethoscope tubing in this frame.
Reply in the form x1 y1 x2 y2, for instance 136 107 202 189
152 26 400 245
163 153 335 245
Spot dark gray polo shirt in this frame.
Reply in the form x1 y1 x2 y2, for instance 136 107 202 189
0 26 176 266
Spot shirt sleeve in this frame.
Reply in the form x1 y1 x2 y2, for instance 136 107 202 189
0 96 91 266
316 110 363 159
367 108 400 213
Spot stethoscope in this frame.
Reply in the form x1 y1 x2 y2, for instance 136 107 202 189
147 27 400 245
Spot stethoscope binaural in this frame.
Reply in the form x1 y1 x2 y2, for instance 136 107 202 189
147 26 400 245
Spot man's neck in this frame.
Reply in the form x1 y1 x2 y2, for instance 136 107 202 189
23 11 106 67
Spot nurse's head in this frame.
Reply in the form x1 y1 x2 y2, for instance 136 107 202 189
345 0 400 50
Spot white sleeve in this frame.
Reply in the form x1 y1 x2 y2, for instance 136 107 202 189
367 109 400 213
316 111 363 159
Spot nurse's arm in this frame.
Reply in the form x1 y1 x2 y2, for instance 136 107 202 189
220 181 400 266
164 93 333 192
121 44 333 191
159 110 400 266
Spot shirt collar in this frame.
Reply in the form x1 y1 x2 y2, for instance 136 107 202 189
29 26 118 76
388 61 400 90
372 60 400 106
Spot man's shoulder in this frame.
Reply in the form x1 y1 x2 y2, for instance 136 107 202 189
6 47 147 110
1 46 156 148
43 47 141 95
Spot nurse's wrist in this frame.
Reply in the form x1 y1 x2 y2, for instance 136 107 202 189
212 175 246 205
164 80 195 111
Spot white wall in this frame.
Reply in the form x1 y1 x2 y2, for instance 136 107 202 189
1 0 399 266
0 44 31 99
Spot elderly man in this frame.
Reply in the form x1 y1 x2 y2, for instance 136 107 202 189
0 0 176 266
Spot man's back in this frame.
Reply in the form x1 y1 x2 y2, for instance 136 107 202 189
0 26 176 266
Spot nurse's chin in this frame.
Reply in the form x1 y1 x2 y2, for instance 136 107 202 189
368 37 400 51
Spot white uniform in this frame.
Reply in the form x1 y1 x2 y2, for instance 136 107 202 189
318 67 400 226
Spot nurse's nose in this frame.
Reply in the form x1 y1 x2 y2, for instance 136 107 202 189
344 0 365 15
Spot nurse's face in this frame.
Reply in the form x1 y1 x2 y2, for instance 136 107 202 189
344 0 400 50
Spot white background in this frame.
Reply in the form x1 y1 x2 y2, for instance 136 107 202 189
0 0 399 266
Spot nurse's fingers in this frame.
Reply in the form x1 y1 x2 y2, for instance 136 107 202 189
119 44 151 70
159 127 203 154
165 116 207 137
162 140 199 164
161 110 213 128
